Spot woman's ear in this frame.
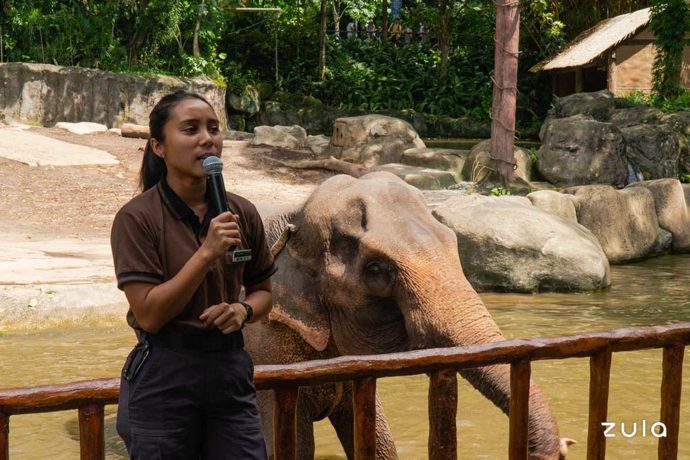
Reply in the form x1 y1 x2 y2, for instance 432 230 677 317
150 138 165 159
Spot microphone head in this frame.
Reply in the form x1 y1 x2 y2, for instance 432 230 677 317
202 156 223 175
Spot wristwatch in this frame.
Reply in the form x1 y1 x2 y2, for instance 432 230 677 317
239 301 254 325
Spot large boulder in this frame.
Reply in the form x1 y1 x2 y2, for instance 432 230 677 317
627 179 690 253
324 115 425 167
610 106 664 128
432 195 610 292
661 112 690 136
564 185 665 263
461 139 531 183
619 123 683 180
228 85 261 117
549 90 616 122
251 125 307 149
401 147 468 179
526 190 578 223
371 163 457 190
537 115 628 187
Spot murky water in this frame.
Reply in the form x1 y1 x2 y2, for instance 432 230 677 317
1 255 689 459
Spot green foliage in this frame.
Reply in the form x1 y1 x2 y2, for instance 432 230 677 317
620 90 690 112
650 0 690 99
679 173 690 183
490 187 511 196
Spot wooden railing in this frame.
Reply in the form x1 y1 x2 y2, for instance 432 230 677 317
1 322 688 460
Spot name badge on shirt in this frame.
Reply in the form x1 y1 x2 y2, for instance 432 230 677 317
231 248 252 263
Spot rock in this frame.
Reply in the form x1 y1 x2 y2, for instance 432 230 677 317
0 62 226 128
228 85 261 116
401 147 468 179
421 190 469 209
551 90 616 122
527 190 578 223
619 123 683 180
537 115 628 187
306 135 331 156
660 112 690 136
683 183 690 206
432 195 610 292
225 130 254 141
121 123 149 139
627 179 690 253
107 128 122 136
564 185 661 263
325 115 425 167
251 125 307 149
610 106 663 128
55 122 108 135
371 163 457 190
461 139 531 183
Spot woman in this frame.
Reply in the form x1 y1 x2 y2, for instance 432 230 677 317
111 91 275 459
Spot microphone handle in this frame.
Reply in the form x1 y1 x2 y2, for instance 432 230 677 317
206 173 236 251
207 173 231 216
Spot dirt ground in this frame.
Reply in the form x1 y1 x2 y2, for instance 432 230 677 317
0 126 331 331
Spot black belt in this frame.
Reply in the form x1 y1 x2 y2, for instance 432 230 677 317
146 329 244 352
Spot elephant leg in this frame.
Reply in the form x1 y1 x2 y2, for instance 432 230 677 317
328 383 398 460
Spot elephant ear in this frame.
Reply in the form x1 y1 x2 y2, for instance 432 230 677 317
261 204 331 352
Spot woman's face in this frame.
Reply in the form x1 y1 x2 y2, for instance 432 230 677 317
152 97 223 182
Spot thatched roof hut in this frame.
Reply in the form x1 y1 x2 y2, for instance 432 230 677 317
530 8 690 96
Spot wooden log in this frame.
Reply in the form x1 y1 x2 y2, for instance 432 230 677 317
78 404 104 460
586 351 612 460
0 378 119 415
509 360 530 460
273 387 298 460
250 323 690 390
0 413 8 460
428 368 457 459
120 123 149 139
353 377 376 460
658 344 684 460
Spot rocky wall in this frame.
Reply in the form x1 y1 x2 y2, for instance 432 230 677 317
0 63 226 128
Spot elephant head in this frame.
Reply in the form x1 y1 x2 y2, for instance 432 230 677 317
254 172 566 459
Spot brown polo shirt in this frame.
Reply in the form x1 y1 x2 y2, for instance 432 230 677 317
110 179 277 332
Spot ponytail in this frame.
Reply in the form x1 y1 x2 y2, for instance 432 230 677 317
139 139 167 191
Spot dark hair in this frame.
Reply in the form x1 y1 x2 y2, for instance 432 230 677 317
139 91 214 191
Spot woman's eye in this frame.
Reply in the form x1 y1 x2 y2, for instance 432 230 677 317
184 127 197 134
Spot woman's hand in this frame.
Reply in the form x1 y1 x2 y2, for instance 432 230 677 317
200 212 241 262
199 302 248 334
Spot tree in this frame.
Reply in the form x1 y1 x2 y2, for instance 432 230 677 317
650 0 690 99
489 0 521 187
319 0 328 79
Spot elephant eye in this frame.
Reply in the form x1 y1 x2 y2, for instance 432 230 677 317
364 260 395 297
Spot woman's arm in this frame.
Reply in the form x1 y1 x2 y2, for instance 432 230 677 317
123 212 241 333
199 278 273 334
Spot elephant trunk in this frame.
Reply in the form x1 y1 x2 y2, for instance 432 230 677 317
396 255 563 460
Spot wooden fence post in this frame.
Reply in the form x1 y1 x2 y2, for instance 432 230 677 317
429 368 457 459
587 351 612 460
78 404 104 460
353 377 377 460
509 360 530 460
658 344 684 460
0 413 8 460
274 387 298 460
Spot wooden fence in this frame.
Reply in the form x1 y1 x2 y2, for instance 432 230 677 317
1 322 688 460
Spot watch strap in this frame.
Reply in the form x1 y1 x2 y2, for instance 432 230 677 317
239 301 254 325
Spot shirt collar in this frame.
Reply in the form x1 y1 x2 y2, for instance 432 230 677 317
157 178 196 221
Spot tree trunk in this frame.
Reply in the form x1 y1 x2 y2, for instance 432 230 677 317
332 1 341 39
382 0 389 43
437 0 451 81
193 0 206 58
489 0 521 187
318 0 327 80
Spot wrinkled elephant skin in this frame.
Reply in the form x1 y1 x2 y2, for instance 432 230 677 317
244 172 564 459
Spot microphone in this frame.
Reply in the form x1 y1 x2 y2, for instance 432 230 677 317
202 156 231 218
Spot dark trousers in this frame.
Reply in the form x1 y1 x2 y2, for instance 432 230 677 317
116 341 267 459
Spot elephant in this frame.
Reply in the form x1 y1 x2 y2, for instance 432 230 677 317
244 172 570 459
